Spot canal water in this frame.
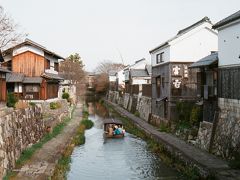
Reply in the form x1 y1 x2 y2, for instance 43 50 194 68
67 99 181 180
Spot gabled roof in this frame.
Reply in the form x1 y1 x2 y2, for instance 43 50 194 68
189 52 218 68
146 65 152 75
23 77 43 84
6 73 24 82
213 10 240 29
41 72 64 80
3 39 65 59
130 69 149 77
149 17 212 53
109 70 117 76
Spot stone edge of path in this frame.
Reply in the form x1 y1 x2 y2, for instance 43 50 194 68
105 100 240 180
11 103 83 180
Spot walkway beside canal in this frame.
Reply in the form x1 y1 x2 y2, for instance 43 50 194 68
11 103 83 180
105 100 240 180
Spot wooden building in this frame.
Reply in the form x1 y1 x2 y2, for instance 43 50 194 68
189 52 218 122
0 67 10 102
1 39 64 100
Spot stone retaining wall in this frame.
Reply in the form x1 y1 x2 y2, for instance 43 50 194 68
0 106 44 178
136 96 151 121
109 91 151 122
196 121 213 151
0 99 70 178
213 98 240 159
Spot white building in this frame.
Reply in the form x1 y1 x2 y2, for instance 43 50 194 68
211 10 240 156
149 17 218 122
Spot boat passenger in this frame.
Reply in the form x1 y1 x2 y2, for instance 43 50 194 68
114 125 121 135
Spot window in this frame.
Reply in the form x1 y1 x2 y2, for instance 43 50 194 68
54 62 59 72
156 52 164 64
25 85 39 92
46 59 50 69
156 76 161 98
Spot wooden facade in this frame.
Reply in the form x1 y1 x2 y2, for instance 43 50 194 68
218 66 240 99
12 51 45 77
0 76 6 102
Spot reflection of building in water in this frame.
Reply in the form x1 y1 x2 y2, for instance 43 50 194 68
86 72 96 90
88 102 95 115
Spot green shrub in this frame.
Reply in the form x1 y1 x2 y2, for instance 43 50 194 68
7 93 18 108
230 151 240 169
29 102 36 106
159 123 171 133
81 119 94 129
190 106 202 126
50 102 61 109
134 111 140 117
62 92 70 100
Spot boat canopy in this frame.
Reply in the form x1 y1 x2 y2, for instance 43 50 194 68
103 118 123 125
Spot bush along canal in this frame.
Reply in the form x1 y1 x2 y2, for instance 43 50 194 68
66 99 182 180
51 106 94 180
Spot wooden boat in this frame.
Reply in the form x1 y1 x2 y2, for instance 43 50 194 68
103 118 125 138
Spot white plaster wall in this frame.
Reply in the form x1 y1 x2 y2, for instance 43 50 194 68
124 70 129 81
131 59 148 69
109 75 116 82
116 69 125 85
132 78 150 85
151 46 170 67
218 22 240 67
150 22 217 65
170 28 218 62
13 45 44 57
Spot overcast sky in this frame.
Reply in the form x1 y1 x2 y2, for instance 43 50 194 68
1 0 239 71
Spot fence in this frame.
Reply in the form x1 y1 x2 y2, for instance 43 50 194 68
218 67 240 99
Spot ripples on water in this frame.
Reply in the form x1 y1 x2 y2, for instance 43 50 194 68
67 102 180 180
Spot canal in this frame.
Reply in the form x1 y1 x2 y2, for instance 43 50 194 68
67 98 181 180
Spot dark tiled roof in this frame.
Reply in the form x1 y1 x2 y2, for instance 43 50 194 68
41 72 64 80
189 52 218 68
6 73 24 82
0 67 11 73
149 17 212 53
213 10 240 29
130 69 149 77
146 65 152 75
3 39 65 59
109 70 117 76
23 77 43 84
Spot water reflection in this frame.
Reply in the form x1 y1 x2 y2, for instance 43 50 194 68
67 97 180 180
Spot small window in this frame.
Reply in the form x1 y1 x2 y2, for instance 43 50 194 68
46 59 50 69
156 76 161 98
25 85 39 92
162 77 165 88
54 62 59 72
156 52 164 64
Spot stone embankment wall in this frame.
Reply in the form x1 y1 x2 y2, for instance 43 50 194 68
196 121 213 151
108 91 151 121
0 99 70 178
213 98 240 158
196 98 240 159
0 106 44 177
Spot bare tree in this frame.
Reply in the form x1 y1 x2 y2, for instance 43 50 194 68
95 60 125 74
60 53 86 95
0 6 24 51
94 60 125 94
